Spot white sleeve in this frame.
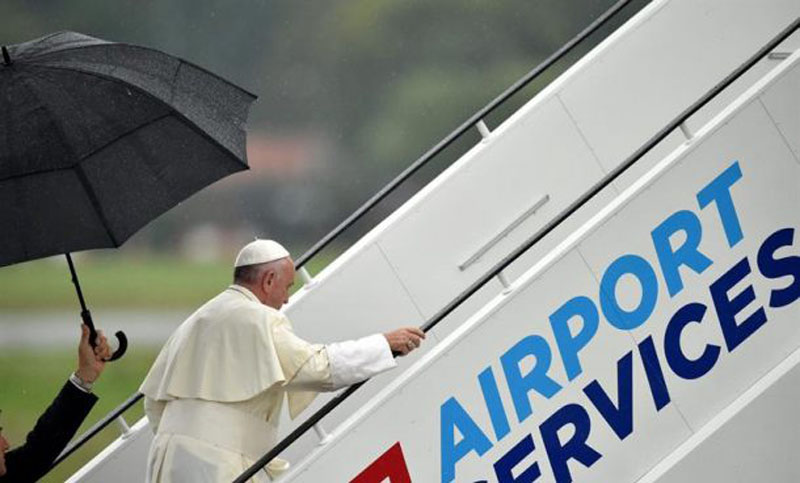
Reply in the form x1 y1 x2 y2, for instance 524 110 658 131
326 334 397 389
284 346 334 392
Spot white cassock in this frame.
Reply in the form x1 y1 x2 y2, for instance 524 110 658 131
139 284 396 482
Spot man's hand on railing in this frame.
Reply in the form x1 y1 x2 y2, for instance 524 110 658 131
384 327 425 356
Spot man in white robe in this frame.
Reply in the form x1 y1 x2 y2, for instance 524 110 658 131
140 239 424 482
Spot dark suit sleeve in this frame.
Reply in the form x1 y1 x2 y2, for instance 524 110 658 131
1 380 97 482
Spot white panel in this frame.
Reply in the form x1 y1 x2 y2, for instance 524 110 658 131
285 243 424 343
560 0 800 172
503 184 619 282
760 57 800 163
616 32 800 195
577 100 800 432
425 276 505 342
643 348 800 483
684 30 800 135
67 419 152 483
379 96 606 318
610 129 686 193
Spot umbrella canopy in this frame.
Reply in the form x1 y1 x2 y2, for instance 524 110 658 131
0 31 256 265
0 31 257 359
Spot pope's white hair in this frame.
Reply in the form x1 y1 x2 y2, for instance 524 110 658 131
233 257 290 285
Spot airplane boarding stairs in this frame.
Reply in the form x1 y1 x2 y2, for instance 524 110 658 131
275 37 800 483
65 1 800 481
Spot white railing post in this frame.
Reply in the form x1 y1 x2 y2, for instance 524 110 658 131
679 121 694 141
476 119 492 141
298 266 316 289
313 423 332 445
497 271 513 294
115 416 132 438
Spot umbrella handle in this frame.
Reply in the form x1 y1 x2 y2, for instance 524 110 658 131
81 309 128 362
107 330 128 362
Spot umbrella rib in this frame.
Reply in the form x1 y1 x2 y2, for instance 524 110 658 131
25 67 177 168
22 41 257 99
0 165 79 183
30 63 252 171
78 112 174 165
1 77 31 262
17 70 185 240
14 73 83 164
0 115 175 184
0 68 177 183
7 74 122 248
73 163 120 247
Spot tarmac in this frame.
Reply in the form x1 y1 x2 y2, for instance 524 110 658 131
0 309 189 348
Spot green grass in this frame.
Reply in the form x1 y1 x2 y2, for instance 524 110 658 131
0 256 233 310
0 346 159 482
0 252 338 311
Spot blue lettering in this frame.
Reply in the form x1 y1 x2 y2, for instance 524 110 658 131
583 351 633 440
479 366 511 441
651 210 713 297
550 296 600 381
696 161 744 247
638 335 671 411
710 257 767 352
501 335 562 423
493 434 541 483
664 303 720 380
540 404 601 483
440 397 492 483
757 227 800 308
600 254 659 331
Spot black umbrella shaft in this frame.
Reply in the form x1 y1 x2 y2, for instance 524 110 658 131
66 253 88 310
65 253 98 346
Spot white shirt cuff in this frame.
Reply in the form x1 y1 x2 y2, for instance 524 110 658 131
326 334 397 389
69 373 93 393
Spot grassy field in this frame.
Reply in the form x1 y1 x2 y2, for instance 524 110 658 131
0 252 337 310
0 256 233 310
0 346 159 482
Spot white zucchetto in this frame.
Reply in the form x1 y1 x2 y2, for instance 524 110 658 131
234 239 291 268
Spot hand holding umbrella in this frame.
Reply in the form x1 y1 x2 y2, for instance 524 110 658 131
66 253 128 361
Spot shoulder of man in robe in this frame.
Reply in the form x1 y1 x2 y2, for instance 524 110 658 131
210 295 295 336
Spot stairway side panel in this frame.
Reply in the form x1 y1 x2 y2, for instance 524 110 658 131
378 97 606 320
578 77 800 433
281 55 800 483
559 0 800 172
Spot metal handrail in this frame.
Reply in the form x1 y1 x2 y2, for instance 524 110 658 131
46 2 635 476
52 390 143 467
235 15 800 483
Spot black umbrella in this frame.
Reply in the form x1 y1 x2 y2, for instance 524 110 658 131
0 31 257 360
